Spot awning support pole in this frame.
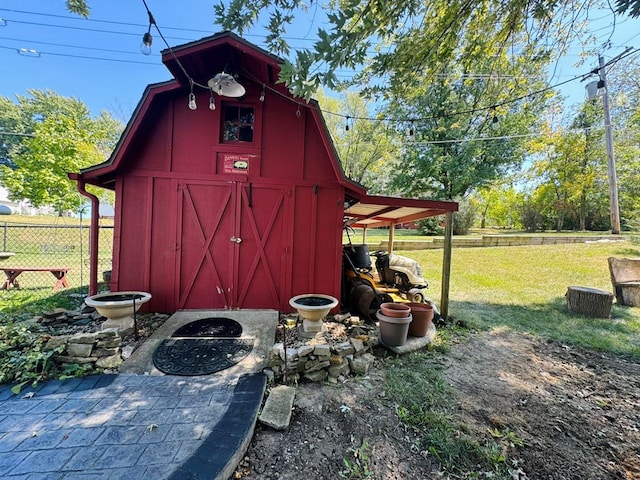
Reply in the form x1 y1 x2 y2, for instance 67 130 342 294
440 211 454 320
388 223 395 253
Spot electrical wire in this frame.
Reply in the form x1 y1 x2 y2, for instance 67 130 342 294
0 35 158 56
3 3 637 127
2 18 193 43
0 8 318 45
0 44 160 65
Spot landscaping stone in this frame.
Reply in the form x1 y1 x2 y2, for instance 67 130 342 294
298 345 314 357
333 342 354 356
53 355 98 364
43 336 68 351
66 342 95 357
33 308 166 374
95 354 123 369
313 344 331 357
265 317 388 385
304 370 328 382
350 337 365 353
349 353 375 375
258 385 296 430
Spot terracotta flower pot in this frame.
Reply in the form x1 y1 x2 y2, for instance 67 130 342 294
380 302 411 318
376 310 412 346
406 302 434 337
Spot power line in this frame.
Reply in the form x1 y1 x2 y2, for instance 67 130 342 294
2 18 193 42
0 44 160 65
3 4 637 126
0 35 158 56
0 8 318 44
318 47 640 125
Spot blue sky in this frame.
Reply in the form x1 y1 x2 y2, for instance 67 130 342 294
0 1 639 121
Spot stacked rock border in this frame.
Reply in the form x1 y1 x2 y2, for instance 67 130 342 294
264 316 379 385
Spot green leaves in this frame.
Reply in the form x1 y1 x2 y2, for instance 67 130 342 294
0 90 122 214
65 0 90 18
0 321 63 390
213 0 629 101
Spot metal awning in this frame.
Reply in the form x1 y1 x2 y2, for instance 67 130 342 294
344 194 458 229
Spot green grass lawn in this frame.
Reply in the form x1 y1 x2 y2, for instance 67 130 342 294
401 241 640 358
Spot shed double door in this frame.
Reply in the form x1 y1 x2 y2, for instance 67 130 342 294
175 180 292 310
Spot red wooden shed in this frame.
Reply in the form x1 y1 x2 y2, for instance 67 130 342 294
71 32 458 315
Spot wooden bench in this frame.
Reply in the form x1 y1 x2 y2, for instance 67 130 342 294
0 267 70 291
607 257 640 306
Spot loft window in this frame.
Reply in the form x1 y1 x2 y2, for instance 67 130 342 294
223 105 254 142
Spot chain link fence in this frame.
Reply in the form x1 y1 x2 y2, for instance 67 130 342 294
0 220 113 296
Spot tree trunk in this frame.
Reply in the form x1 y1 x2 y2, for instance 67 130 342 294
579 190 586 231
566 286 613 318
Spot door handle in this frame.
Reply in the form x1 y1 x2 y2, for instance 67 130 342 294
230 236 242 244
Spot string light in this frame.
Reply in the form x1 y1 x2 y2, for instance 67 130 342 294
345 116 350 131
407 121 415 141
17 47 40 57
136 3 640 125
139 9 154 56
490 106 499 127
188 79 197 110
209 89 216 110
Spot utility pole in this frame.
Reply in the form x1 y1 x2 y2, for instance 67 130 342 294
599 54 621 234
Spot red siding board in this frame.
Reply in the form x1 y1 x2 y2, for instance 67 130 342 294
304 116 337 182
261 94 305 180
131 100 172 173
171 95 218 175
116 175 150 293
148 178 177 312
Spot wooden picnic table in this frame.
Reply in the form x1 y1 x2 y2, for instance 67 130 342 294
0 267 70 291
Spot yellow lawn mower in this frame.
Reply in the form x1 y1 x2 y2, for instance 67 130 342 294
342 242 429 320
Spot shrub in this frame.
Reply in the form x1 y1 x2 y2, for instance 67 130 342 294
453 199 476 235
521 201 543 232
417 217 444 236
0 321 63 390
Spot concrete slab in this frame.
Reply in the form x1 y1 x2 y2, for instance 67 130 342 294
120 309 279 376
379 322 436 354
258 385 296 430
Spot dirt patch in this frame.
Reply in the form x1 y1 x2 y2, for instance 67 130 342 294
444 329 640 480
236 351 441 479
237 329 640 479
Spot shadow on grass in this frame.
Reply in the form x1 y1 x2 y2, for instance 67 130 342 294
0 286 88 322
451 297 640 359
611 246 640 257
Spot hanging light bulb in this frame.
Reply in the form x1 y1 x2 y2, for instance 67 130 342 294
188 79 197 110
490 107 499 127
140 31 152 55
345 116 350 131
139 10 155 56
209 90 216 110
259 85 265 102
407 121 415 141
